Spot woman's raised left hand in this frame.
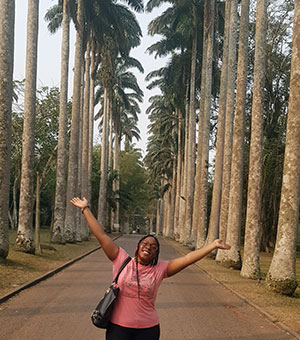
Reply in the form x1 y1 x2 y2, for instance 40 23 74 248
213 239 231 250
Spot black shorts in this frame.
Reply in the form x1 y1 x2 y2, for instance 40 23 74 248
106 322 160 340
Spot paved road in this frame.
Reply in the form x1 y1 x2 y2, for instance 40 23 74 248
0 235 295 340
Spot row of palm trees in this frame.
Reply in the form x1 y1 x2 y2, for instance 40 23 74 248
144 0 299 296
0 0 144 255
0 0 299 298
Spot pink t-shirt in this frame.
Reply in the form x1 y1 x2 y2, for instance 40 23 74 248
110 247 169 328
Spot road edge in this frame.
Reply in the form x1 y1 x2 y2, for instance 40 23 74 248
164 238 300 340
0 234 122 305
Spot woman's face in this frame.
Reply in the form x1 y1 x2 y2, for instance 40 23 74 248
137 236 158 265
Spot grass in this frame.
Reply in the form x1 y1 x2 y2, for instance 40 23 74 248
168 239 300 336
198 253 300 335
0 229 100 297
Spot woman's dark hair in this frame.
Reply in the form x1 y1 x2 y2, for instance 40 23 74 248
134 235 160 298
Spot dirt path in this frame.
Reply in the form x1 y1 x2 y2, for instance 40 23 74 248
0 235 295 340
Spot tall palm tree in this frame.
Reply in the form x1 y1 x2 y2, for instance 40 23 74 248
15 0 39 253
227 0 249 274
80 39 91 240
46 0 71 244
193 0 215 249
226 0 249 271
216 0 239 266
207 0 230 252
183 1 198 246
241 0 269 276
111 57 143 229
64 0 84 242
227 0 249 277
0 0 15 260
265 0 300 296
96 3 142 226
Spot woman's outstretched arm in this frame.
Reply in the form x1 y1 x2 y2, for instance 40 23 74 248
166 239 231 277
70 197 119 261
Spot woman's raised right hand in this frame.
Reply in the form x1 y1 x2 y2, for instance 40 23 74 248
70 197 89 209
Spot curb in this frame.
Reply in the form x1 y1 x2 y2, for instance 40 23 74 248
165 238 300 340
198 265 300 340
0 234 123 305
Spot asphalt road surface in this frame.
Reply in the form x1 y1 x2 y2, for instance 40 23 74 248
0 235 295 340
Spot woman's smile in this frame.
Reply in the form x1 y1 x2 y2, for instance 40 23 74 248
137 237 158 264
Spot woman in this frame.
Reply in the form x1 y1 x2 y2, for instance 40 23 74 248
70 197 231 340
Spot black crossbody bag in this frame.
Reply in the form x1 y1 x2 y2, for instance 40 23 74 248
91 256 131 329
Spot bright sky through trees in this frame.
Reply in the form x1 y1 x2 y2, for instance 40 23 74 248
14 0 168 154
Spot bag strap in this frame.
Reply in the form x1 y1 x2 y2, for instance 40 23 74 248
113 256 131 284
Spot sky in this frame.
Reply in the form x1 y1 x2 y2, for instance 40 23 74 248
13 0 168 155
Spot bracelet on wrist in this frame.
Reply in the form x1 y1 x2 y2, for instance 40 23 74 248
81 205 90 214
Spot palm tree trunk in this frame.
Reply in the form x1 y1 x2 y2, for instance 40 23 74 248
179 85 190 243
265 0 300 296
107 102 113 228
80 40 91 241
174 108 183 241
15 0 39 254
168 164 177 238
64 0 84 243
216 0 238 265
0 0 15 260
192 25 207 249
98 87 110 226
88 42 98 205
159 194 164 236
207 0 230 249
184 4 197 244
149 216 154 234
113 126 121 232
108 106 113 170
12 177 19 230
51 0 70 244
155 199 161 235
76 58 85 242
35 173 41 253
163 180 169 235
194 0 215 250
224 0 249 277
225 0 250 271
241 0 269 275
